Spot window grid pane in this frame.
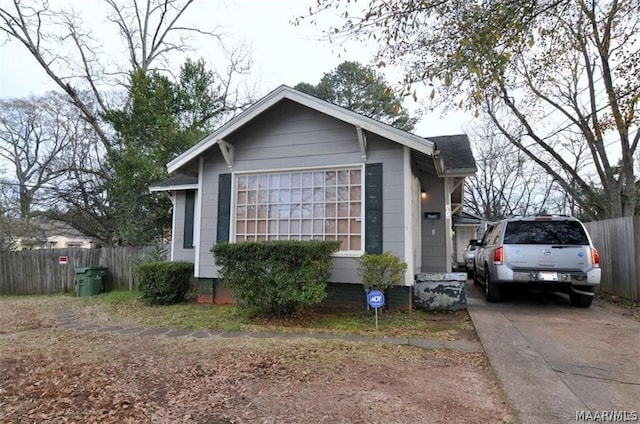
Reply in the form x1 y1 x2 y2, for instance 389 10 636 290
234 168 362 251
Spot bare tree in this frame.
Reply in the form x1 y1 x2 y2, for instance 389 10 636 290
303 0 640 219
0 185 16 250
1 0 253 243
465 117 565 220
50 95 113 243
0 0 247 147
0 217 17 250
0 93 78 218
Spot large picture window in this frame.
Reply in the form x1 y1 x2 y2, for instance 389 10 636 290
234 168 362 252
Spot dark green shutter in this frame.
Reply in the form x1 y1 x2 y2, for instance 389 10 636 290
217 173 232 243
365 163 383 253
183 190 195 249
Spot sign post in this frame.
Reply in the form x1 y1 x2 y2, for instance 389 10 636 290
366 290 386 331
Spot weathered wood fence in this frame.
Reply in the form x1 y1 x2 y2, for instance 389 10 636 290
584 217 640 301
3 219 640 301
0 246 158 295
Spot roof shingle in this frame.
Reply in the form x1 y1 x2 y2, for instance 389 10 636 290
429 134 477 173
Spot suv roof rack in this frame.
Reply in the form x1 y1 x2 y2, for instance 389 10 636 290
507 213 574 218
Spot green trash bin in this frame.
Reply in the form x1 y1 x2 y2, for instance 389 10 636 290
74 267 108 297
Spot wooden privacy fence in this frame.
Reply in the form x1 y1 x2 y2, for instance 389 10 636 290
584 217 640 301
0 246 158 295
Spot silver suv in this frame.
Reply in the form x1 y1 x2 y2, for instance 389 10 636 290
473 215 601 307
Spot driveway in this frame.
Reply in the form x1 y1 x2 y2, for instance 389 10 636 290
466 282 640 424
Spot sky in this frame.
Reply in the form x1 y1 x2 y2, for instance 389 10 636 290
0 0 473 137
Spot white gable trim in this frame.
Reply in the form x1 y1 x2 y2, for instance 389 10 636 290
403 146 414 286
168 85 435 174
193 157 204 278
149 184 198 192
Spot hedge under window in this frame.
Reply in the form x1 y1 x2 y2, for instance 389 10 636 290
234 168 362 252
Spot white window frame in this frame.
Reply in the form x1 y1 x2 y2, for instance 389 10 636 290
231 164 365 257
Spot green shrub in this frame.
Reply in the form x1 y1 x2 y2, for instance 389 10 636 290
134 261 194 305
358 251 408 292
212 240 340 317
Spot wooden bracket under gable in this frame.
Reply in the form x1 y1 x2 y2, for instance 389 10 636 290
355 126 367 162
217 139 234 170
450 177 465 215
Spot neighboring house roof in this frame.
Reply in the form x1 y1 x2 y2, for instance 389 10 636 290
167 85 438 174
430 134 477 176
4 216 97 248
453 210 488 225
149 174 198 192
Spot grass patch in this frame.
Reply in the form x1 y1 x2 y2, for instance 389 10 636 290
77 291 249 330
73 291 475 340
251 308 474 339
96 290 140 304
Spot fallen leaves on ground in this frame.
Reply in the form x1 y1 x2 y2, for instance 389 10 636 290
1 331 512 423
0 296 514 423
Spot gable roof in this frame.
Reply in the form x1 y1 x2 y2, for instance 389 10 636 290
430 134 477 176
453 210 487 225
167 85 436 174
149 174 198 192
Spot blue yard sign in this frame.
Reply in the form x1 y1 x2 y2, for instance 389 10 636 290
367 290 385 309
366 290 385 331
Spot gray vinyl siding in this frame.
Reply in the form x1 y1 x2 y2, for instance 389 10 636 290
419 173 447 272
198 151 229 278
194 101 406 282
368 134 405 263
330 257 361 283
230 101 362 172
171 191 196 262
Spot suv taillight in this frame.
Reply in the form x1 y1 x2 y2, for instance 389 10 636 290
591 247 600 267
493 247 504 264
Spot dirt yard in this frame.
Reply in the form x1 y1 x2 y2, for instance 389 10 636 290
594 293 640 322
0 297 514 423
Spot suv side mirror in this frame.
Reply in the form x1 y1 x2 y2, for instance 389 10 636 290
469 239 478 246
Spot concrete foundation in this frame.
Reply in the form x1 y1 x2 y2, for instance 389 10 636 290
413 272 467 311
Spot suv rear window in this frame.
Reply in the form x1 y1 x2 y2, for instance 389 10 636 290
503 221 589 245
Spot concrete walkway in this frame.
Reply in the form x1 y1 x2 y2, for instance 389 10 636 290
54 310 482 353
466 282 640 424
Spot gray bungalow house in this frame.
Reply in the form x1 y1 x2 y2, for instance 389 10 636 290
150 85 476 306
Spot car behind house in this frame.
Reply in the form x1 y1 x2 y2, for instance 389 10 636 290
463 242 477 277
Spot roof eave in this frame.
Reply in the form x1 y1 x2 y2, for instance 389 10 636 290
149 184 198 192
439 168 478 177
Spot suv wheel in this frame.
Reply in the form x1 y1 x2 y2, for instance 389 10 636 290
485 270 502 302
570 287 594 308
